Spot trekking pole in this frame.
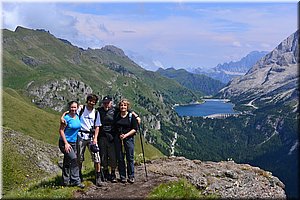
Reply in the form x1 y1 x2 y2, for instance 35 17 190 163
120 127 125 155
138 123 148 181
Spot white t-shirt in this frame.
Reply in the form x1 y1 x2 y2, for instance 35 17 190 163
77 106 101 140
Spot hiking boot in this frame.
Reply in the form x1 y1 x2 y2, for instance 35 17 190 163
128 178 135 184
62 182 70 187
96 172 104 187
120 178 126 183
58 160 63 169
103 169 109 182
79 170 83 182
70 183 85 189
76 183 85 189
110 172 117 183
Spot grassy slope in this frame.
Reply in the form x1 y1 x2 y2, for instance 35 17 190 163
3 88 60 145
2 88 61 194
3 129 42 193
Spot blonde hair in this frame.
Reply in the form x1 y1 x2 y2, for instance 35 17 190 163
119 99 131 110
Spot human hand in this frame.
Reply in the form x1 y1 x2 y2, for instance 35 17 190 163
61 118 66 124
120 134 126 140
64 143 71 153
92 139 97 144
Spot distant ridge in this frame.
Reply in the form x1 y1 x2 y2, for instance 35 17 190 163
156 67 225 96
191 51 268 83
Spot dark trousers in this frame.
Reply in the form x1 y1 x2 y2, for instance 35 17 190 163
115 136 134 179
59 140 81 185
99 135 117 170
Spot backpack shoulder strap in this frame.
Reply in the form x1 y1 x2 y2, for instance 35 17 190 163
94 109 98 128
79 105 85 119
128 112 132 123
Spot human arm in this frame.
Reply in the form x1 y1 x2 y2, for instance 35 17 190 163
92 126 100 144
119 115 138 140
119 128 136 140
131 111 141 125
92 111 101 144
59 121 72 153
60 111 69 124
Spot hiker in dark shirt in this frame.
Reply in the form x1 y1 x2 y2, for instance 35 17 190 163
97 96 118 182
114 99 138 184
97 96 141 183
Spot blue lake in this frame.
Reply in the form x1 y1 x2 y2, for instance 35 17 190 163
174 99 238 117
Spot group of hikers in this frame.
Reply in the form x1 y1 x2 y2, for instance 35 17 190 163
58 94 140 188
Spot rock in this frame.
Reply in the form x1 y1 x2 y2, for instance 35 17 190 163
27 78 93 111
3 128 61 175
75 156 286 199
146 157 286 199
101 45 127 58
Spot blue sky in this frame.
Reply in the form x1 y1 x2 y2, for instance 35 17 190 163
2 1 298 71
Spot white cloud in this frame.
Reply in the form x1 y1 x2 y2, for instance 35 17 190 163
153 60 164 68
2 2 297 68
232 41 241 47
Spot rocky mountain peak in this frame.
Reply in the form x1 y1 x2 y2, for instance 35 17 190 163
248 30 298 74
216 50 268 73
219 30 299 107
101 45 127 58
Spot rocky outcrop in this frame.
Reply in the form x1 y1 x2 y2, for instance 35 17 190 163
3 127 61 175
27 78 93 111
219 30 299 108
75 156 286 199
101 45 127 58
148 157 286 199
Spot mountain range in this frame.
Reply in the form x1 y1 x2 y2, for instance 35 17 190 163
190 51 268 83
219 31 299 108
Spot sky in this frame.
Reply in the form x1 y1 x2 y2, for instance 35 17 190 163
1 1 298 71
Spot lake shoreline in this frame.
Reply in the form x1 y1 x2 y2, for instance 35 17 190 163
174 98 239 117
173 98 231 108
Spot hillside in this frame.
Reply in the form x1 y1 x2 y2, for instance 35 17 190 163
216 30 299 198
156 67 225 96
2 26 199 155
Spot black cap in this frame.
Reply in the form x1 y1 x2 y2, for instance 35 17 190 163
102 96 112 103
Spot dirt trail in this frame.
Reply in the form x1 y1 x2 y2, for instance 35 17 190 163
74 164 178 199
